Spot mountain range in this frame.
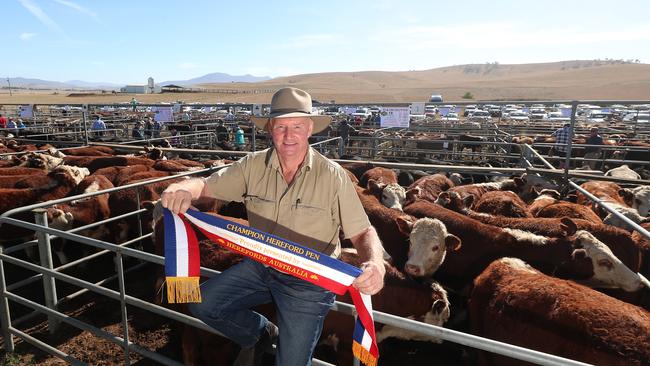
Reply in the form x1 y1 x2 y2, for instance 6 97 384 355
3 72 271 91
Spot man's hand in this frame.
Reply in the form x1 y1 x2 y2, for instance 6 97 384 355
352 260 385 295
160 178 206 215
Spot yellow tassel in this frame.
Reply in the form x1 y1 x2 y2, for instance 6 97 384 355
352 341 378 366
165 277 202 303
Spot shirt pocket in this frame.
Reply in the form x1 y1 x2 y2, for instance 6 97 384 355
244 195 276 219
292 202 329 233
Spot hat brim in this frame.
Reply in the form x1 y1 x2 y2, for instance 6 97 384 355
251 112 332 134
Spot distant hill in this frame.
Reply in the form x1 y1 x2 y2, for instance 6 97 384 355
5 77 121 90
160 72 271 86
195 60 650 102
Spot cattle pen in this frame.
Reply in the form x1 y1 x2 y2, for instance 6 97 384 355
0 99 649 365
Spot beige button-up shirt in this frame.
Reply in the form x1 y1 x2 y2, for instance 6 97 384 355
204 147 370 257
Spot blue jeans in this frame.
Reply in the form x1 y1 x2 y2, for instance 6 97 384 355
188 259 336 366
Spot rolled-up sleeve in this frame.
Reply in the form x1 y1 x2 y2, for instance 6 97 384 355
336 171 371 239
204 156 249 202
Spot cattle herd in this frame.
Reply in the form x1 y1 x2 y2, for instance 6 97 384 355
0 125 649 365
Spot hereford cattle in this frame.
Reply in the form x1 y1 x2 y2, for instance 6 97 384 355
360 167 406 210
319 248 451 366
527 189 561 216
472 191 530 218
0 173 45 188
605 164 642 180
404 199 642 292
355 183 456 271
93 164 152 185
470 258 650 366
63 146 114 156
17 152 63 170
153 159 204 173
626 185 650 216
536 201 603 224
576 180 648 230
632 223 650 281
0 166 48 176
442 178 528 207
436 191 643 276
403 174 455 207
63 155 155 173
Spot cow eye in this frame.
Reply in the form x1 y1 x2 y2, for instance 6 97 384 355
597 258 613 270
431 246 439 252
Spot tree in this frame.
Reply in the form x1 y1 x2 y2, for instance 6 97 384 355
462 92 474 100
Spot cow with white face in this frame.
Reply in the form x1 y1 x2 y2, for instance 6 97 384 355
395 216 461 277
368 179 406 210
627 186 650 217
569 230 643 292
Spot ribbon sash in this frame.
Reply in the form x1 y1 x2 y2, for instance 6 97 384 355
163 208 379 366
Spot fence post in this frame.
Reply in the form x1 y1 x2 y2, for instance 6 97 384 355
252 124 257 152
82 104 89 145
0 246 14 353
34 209 60 334
563 102 578 185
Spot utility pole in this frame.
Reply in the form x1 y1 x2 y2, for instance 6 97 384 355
6 78 12 96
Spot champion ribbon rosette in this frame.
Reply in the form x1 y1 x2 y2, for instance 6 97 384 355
163 208 379 366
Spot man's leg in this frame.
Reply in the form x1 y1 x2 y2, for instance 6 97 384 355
188 259 273 348
270 270 336 366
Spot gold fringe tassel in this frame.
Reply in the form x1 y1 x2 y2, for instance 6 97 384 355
165 277 202 303
352 341 378 366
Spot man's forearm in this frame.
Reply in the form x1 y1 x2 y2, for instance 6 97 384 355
350 226 383 264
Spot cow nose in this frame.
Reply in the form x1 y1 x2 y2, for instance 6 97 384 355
405 264 420 276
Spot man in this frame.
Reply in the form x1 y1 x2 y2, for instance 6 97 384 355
91 116 106 137
215 120 229 142
0 114 7 129
161 87 385 366
552 123 571 168
130 97 138 112
337 118 351 147
583 127 603 170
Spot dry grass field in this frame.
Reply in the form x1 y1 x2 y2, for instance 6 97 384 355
1 60 649 105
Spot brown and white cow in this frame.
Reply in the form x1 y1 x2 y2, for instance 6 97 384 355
402 174 455 208
404 200 643 292
472 191 530 218
470 257 650 366
319 248 451 366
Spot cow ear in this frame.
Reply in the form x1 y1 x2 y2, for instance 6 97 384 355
560 217 577 236
445 234 462 251
618 188 634 205
395 216 414 235
572 248 587 260
462 194 474 208
514 176 525 187
436 191 450 205
367 179 385 192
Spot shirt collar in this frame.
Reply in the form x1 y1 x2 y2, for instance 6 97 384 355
267 147 314 173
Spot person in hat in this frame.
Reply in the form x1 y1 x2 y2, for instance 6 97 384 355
161 87 385 366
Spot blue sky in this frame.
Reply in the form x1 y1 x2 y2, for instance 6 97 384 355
5 0 650 84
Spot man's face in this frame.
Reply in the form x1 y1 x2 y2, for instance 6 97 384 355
591 130 598 136
270 117 313 159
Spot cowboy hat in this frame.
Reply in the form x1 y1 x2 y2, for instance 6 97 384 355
251 87 331 133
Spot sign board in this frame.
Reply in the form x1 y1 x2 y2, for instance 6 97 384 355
252 104 263 116
19 105 33 118
409 102 425 115
439 107 450 117
153 106 174 123
380 107 410 128
173 103 182 113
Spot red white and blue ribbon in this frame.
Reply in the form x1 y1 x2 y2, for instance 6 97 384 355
163 207 379 366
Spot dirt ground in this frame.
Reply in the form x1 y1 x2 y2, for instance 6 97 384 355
0 264 184 366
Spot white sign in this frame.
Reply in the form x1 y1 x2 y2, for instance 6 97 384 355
380 107 410 128
153 106 174 123
409 102 425 115
19 105 33 118
253 104 263 116
173 103 182 113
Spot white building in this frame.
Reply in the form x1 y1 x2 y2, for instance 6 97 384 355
120 77 161 94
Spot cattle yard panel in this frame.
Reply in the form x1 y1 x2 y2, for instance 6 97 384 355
0 162 615 366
